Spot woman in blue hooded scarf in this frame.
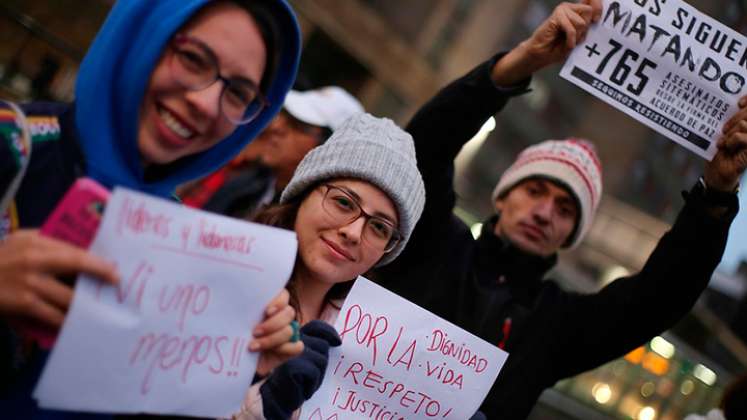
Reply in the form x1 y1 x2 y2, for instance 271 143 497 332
0 1 337 418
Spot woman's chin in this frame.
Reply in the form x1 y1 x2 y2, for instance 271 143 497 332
307 261 354 285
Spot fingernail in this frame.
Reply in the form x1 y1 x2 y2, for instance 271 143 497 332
249 341 260 352
266 305 278 316
253 327 264 336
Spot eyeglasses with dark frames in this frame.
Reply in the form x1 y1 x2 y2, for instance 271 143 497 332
169 34 269 125
320 184 401 253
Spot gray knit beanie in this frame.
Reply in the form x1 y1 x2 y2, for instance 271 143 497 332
280 113 425 265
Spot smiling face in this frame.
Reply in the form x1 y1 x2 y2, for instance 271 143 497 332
294 178 398 285
137 1 267 165
494 178 578 257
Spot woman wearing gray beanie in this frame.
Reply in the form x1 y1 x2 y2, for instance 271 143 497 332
234 112 425 419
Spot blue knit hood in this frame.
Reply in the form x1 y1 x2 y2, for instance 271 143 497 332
74 0 300 197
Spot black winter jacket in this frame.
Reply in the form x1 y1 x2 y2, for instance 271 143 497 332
373 56 738 419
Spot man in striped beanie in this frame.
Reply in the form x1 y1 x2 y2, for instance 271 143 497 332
372 0 747 418
490 138 602 256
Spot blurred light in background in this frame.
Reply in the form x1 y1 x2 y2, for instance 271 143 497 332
600 265 631 287
650 336 675 359
693 364 717 386
455 117 496 172
471 222 483 239
680 379 695 395
592 382 612 404
640 381 655 398
637 406 657 420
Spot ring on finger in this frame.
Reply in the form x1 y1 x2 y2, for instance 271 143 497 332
290 320 300 343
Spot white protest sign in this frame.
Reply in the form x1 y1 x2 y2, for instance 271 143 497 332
34 188 297 418
560 0 747 159
300 278 508 420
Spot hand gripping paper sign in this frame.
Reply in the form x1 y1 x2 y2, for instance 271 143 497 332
33 188 297 418
560 0 747 160
300 278 508 420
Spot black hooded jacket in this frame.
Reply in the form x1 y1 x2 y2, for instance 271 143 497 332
373 55 738 419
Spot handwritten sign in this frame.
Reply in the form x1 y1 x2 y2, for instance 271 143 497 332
560 0 747 159
33 188 297 418
300 278 507 419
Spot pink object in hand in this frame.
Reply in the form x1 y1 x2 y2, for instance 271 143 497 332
24 177 110 349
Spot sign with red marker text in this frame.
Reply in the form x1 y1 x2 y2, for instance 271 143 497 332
33 188 297 418
560 0 747 159
300 278 508 420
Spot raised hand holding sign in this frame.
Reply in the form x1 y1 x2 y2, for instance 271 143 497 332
560 0 747 159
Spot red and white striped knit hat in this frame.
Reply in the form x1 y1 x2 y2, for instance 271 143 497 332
491 139 603 249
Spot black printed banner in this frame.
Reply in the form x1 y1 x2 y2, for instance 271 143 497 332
561 0 747 159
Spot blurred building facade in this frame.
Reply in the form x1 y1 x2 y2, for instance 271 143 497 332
1 0 747 419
